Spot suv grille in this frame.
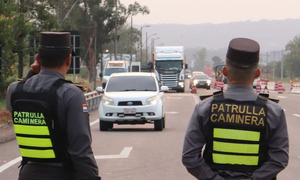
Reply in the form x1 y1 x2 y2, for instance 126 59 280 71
118 101 142 106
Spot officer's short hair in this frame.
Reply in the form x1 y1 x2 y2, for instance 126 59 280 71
226 60 258 82
38 32 72 68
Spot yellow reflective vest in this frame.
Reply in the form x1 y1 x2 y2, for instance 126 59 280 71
11 79 69 163
204 92 268 172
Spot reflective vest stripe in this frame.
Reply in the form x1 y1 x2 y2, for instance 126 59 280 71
14 124 50 135
16 137 53 147
213 153 259 165
19 148 55 159
214 128 260 141
213 141 259 154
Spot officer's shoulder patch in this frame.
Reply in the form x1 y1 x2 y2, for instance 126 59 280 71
82 104 88 112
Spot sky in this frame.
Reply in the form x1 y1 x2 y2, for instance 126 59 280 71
122 0 300 25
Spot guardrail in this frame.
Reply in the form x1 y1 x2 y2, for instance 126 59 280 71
84 91 102 112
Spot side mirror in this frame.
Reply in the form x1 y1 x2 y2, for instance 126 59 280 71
185 64 188 69
160 86 169 92
96 87 104 93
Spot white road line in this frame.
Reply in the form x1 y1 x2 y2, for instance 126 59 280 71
193 94 199 105
90 119 99 126
0 157 21 173
277 96 286 98
95 147 133 159
166 97 183 100
293 114 300 118
0 119 120 174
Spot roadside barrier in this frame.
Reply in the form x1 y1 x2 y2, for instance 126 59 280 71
267 82 275 91
274 82 279 91
256 80 261 93
277 82 284 94
85 91 102 112
290 82 294 92
291 83 300 94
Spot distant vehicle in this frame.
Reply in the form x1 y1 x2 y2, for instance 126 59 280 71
153 46 188 92
192 71 205 76
96 72 169 131
190 74 211 90
130 62 141 72
102 60 130 87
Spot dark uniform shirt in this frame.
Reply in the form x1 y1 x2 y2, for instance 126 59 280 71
182 84 289 180
6 70 100 179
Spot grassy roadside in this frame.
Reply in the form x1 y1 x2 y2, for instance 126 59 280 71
0 97 5 109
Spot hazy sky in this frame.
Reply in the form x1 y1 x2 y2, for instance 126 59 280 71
122 0 300 25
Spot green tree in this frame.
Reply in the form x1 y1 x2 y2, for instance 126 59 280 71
211 56 223 68
193 48 207 71
284 35 300 79
67 0 149 83
0 1 18 98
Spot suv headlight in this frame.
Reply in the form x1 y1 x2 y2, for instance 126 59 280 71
193 80 198 84
146 96 159 105
207 80 211 85
102 96 114 106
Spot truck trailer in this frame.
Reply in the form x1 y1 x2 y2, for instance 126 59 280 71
153 46 187 92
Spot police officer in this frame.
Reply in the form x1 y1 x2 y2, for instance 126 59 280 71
6 32 101 180
182 38 288 180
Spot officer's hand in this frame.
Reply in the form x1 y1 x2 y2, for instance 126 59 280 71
31 58 41 74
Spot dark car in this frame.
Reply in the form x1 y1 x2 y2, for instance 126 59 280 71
190 74 211 90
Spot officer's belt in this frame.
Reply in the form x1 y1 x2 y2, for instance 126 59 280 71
26 161 63 167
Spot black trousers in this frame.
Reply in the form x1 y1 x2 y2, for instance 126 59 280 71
19 164 75 180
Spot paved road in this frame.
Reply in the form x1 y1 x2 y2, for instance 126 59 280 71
0 81 299 179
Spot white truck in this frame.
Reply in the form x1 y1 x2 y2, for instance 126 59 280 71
153 46 187 92
102 60 130 87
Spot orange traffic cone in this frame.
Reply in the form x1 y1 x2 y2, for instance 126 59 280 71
191 85 197 93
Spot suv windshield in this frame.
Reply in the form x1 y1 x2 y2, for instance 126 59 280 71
104 68 127 76
106 76 157 92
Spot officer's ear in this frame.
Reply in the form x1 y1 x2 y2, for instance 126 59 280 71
65 54 72 67
222 66 228 76
255 69 261 78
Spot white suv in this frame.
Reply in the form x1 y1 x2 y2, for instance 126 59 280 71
96 72 168 131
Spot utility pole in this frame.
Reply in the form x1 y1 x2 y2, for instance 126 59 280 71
130 16 133 63
114 0 118 60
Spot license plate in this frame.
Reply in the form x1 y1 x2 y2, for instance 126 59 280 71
123 108 136 114
200 82 205 85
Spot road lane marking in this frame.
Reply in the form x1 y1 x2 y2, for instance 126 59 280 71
0 147 133 173
0 157 21 173
0 119 124 174
193 94 199 105
277 96 286 98
166 97 183 100
90 119 99 126
293 114 300 118
95 147 133 159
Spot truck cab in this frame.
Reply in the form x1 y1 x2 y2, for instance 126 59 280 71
102 60 129 87
153 46 187 92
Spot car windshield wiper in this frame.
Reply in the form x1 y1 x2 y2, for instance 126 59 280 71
122 89 137 91
142 89 156 91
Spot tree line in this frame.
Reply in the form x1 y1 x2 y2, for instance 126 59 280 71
191 36 300 82
0 0 149 97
